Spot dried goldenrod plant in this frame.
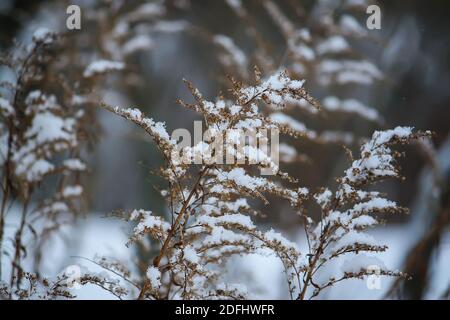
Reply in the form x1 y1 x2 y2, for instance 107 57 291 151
93 68 430 300
0 28 106 299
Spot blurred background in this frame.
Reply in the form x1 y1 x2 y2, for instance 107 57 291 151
0 0 449 299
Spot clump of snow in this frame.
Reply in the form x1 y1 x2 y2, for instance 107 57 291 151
316 36 349 55
26 112 73 144
225 0 246 16
32 27 54 44
118 107 173 143
341 255 386 274
214 34 248 71
129 209 171 244
322 96 380 122
315 189 332 208
0 97 14 116
183 245 199 264
238 71 308 109
344 126 414 184
146 266 161 289
279 143 297 162
269 112 308 133
263 229 300 254
83 60 125 78
122 35 153 55
352 198 396 213
22 159 54 182
333 230 378 252
340 15 367 37
62 185 83 197
63 159 86 171
216 214 256 230
318 59 382 86
153 20 189 33
203 225 251 246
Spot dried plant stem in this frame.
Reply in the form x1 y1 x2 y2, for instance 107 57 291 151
0 117 14 280
137 166 209 299
10 197 30 290
0 184 8 280
298 233 325 300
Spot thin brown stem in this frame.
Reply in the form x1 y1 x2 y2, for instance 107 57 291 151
137 166 209 299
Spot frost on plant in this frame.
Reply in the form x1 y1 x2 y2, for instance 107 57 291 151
0 28 105 299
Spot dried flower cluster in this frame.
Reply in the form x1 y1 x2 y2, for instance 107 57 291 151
0 28 105 298
98 69 430 299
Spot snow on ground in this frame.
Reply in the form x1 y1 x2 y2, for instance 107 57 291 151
67 216 131 299
1 206 447 299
